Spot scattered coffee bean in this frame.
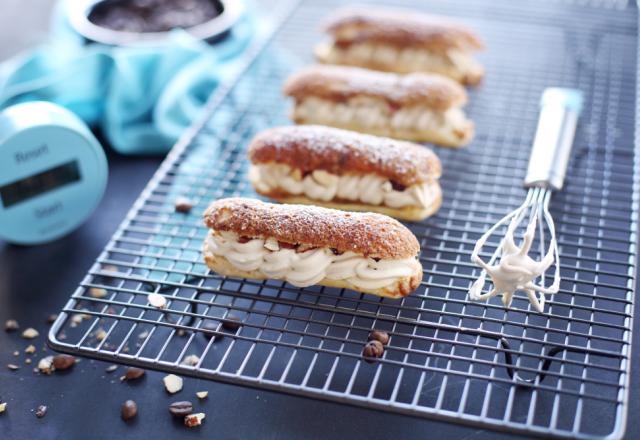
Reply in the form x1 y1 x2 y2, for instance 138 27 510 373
174 197 193 213
362 340 384 362
35 405 47 418
148 293 167 309
124 367 145 381
4 319 19 332
163 374 183 394
21 328 39 339
121 400 138 421
196 391 208 399
169 401 193 417
105 365 118 373
25 345 36 354
46 314 58 325
221 315 242 332
368 330 390 346
0 402 6 414
184 412 205 428
52 354 76 371
7 364 19 371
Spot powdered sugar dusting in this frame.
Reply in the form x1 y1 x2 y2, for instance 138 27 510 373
248 125 441 186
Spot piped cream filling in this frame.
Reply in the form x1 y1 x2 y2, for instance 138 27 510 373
320 41 481 78
292 96 467 135
206 231 420 289
249 163 440 210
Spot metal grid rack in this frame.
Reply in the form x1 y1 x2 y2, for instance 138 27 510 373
49 0 638 438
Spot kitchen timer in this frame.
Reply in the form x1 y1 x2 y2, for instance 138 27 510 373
0 102 107 245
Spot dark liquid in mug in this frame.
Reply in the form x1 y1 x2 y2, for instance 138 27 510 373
88 0 223 33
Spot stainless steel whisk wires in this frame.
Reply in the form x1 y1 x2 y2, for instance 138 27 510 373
469 88 583 313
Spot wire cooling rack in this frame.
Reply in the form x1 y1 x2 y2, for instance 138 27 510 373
49 0 638 438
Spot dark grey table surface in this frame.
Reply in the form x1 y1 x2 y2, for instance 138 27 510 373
0 3 638 440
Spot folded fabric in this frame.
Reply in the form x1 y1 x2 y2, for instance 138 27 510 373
0 0 256 155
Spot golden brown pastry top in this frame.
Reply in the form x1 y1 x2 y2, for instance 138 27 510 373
248 125 441 186
203 198 421 259
324 7 484 53
283 65 467 111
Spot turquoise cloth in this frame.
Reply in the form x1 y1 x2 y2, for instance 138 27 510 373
0 1 255 155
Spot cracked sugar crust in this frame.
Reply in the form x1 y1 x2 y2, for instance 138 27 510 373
248 125 441 186
283 65 467 111
203 198 421 259
323 6 484 53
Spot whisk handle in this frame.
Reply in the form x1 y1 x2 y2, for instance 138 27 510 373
524 88 583 191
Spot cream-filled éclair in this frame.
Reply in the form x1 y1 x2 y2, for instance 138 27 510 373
283 65 473 147
247 125 443 221
315 7 484 86
202 198 423 298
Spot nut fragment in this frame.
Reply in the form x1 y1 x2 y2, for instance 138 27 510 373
13 351 19 356
121 400 138 421
25 345 36 354
221 315 242 332
184 412 205 427
52 354 76 371
4 319 19 332
105 365 118 373
95 328 108 341
368 330 390 346
163 374 183 394
7 364 19 371
174 197 193 213
181 355 200 366
21 328 39 339
124 367 145 381
362 340 384 363
89 287 108 298
196 391 208 399
0 402 6 414
148 293 167 309
169 401 193 417
35 405 47 418
38 356 55 374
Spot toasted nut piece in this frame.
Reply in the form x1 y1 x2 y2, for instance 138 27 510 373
163 374 183 394
0 402 6 413
148 293 167 309
25 345 36 354
7 364 19 371
4 319 19 332
21 328 39 339
181 355 200 366
38 356 55 374
196 391 208 399
89 288 108 298
105 365 118 373
184 412 205 427
35 405 47 418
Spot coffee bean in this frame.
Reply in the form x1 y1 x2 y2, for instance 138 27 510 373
121 400 138 421
169 401 193 417
52 354 76 370
124 367 145 381
4 319 19 332
35 405 47 418
174 197 193 213
222 315 241 332
362 340 384 362
368 330 390 346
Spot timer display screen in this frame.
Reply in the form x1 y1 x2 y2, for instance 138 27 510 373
0 161 81 208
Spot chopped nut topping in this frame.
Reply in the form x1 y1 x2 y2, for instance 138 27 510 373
25 345 36 354
89 287 108 298
163 374 183 394
0 402 6 414
7 364 19 371
184 412 205 427
196 391 208 399
38 356 55 374
181 355 200 366
4 319 19 332
148 293 167 309
21 328 39 339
